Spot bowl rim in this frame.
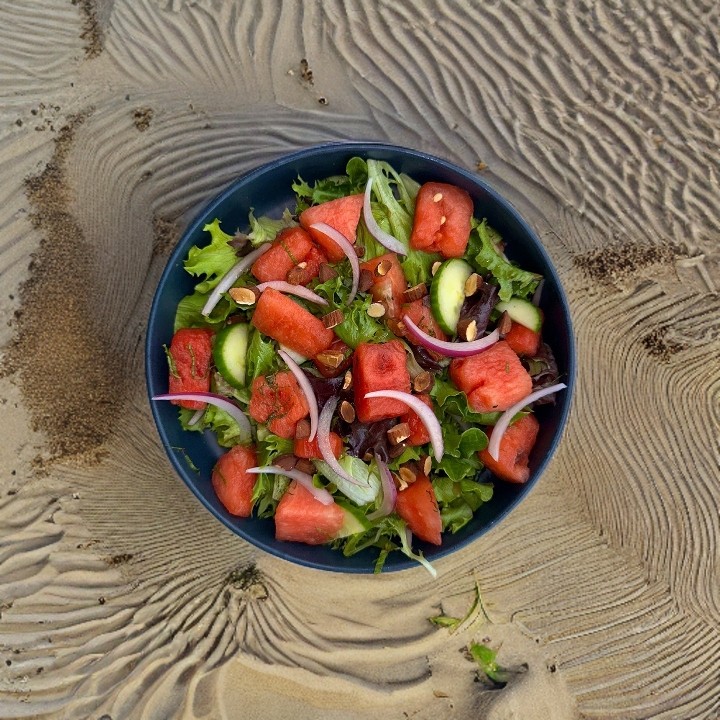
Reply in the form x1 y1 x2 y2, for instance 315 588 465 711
146 141 576 573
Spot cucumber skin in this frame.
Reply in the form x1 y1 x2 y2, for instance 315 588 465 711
213 323 249 388
430 259 473 335
496 298 542 332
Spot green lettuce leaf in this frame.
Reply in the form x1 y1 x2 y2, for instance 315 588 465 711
468 219 542 301
292 157 368 212
250 434 295 518
184 219 238 293
247 208 295 246
245 328 279 383
173 289 233 332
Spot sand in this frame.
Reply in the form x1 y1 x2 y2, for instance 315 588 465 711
0 1 718 719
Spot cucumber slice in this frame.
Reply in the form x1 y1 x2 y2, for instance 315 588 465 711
495 297 542 332
430 258 473 334
334 501 372 539
213 323 249 388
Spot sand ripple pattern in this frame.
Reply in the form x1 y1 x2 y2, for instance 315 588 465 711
0 0 718 718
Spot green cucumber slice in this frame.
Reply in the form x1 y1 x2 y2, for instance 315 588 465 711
334 501 372 538
213 323 249 388
430 258 474 335
495 297 542 332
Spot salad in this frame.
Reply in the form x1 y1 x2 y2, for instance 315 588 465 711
154 157 566 575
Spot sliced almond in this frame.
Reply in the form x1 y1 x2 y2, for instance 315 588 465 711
389 443 408 460
376 259 392 276
316 349 345 369
318 263 339 282
399 466 417 486
294 418 311 440
229 286 258 305
286 265 305 285
393 471 407 490
439 215 446 225
342 370 352 391
340 400 356 423
294 458 315 475
401 283 427 304
387 422 411 445
431 261 442 276
498 311 512 337
354 244 365 258
367 302 386 318
422 455 432 476
413 371 432 393
464 273 482 297
463 319 478 342
433 192 443 203
274 454 297 471
322 309 344 329
359 268 374 292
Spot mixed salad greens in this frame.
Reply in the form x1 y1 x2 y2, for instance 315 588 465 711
154 157 565 575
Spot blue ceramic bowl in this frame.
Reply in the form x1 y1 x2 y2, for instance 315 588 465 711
146 143 575 573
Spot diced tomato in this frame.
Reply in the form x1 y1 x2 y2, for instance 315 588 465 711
479 414 540 483
211 444 258 517
292 245 328 286
410 182 473 258
504 320 542 357
299 194 364 262
248 371 310 438
251 287 334 359
274 481 345 544
449 341 532 414
312 337 353 378
400 299 447 343
294 431 343 459
395 474 442 545
401 393 434 446
359 252 407 317
251 226 314 283
353 340 411 423
167 327 214 409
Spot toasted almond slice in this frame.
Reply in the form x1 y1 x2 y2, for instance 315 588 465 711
322 309 344 329
367 302 386 318
388 422 411 445
439 215 446 225
359 268 374 292
413 371 432 393
399 466 417 485
422 455 432 476
402 283 427 304
229 286 258 305
376 259 392 276
389 442 408 460
340 400 356 423
431 261 442 276
498 311 512 336
315 349 345 368
464 319 478 341
433 192 443 202
342 370 352 391
464 273 482 297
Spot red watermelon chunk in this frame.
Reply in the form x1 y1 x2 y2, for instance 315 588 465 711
274 481 345 544
353 340 411 423
211 445 258 517
449 341 532 414
504 320 542 357
479 414 539 483
300 194 364 262
251 226 314 283
248 371 309 439
395 474 442 545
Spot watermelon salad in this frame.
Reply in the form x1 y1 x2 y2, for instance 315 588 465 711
154 157 566 575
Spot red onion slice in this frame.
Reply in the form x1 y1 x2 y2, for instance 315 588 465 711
363 390 444 461
246 466 334 506
152 392 252 443
402 315 500 358
486 382 567 461
308 222 359 303
187 408 205 426
367 454 397 520
363 178 408 256
278 349 318 441
201 243 271 317
317 397 361 486
256 280 328 306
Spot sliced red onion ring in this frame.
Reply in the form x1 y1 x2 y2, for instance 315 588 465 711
363 390 444 461
363 178 408 256
256 280 328 306
246 466 334 506
308 222 359 303
317 397 361 486
201 243 271 317
367 454 397 520
402 315 500 358
278 349 318 442
486 382 568 462
532 279 545 307
153 392 252 443
187 408 205 426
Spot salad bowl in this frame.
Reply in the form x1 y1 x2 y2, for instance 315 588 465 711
146 142 575 573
